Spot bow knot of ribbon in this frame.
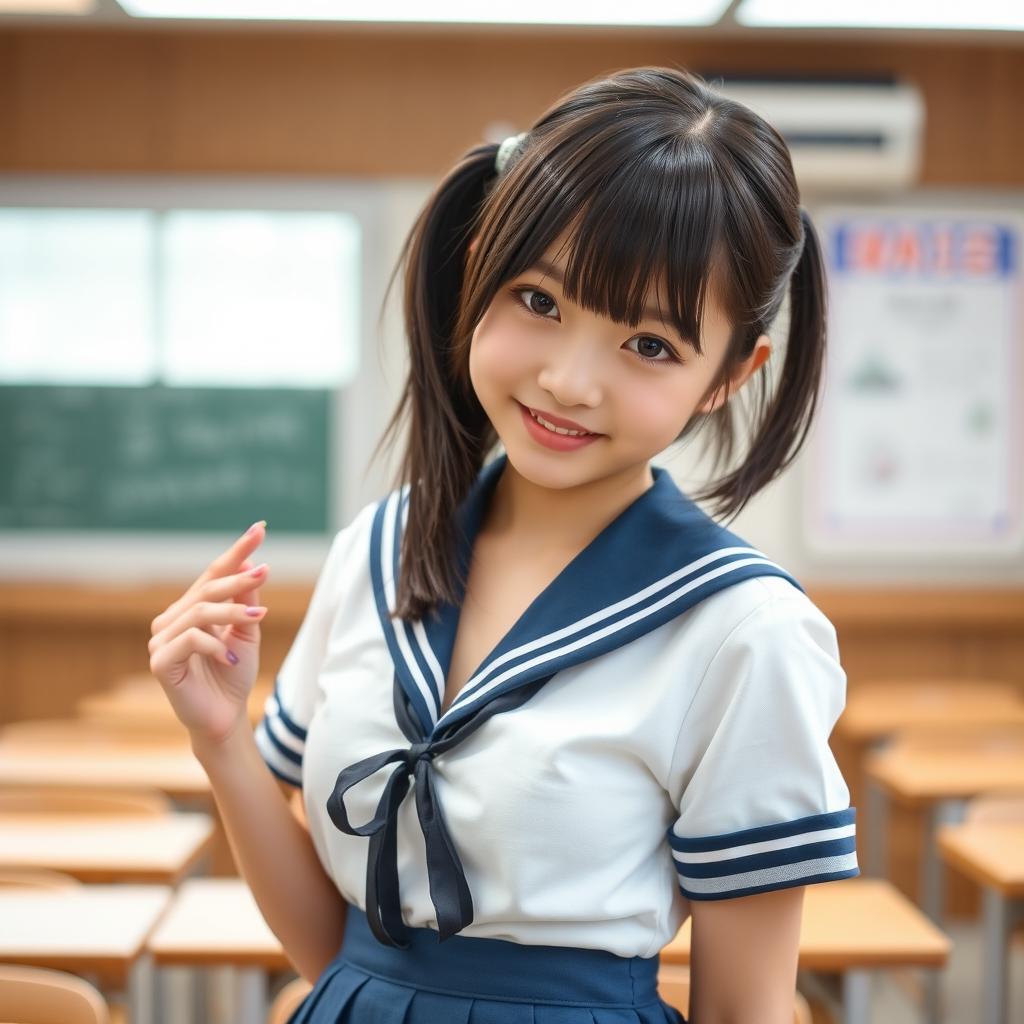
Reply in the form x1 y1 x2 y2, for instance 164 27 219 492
325 737 472 948
324 674 551 949
406 741 434 764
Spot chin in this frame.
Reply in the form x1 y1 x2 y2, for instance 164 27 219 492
502 438 618 494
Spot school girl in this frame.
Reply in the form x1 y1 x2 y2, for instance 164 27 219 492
148 66 859 1024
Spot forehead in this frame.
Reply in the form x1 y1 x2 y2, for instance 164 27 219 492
529 231 730 348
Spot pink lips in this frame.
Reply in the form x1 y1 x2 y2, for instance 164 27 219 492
517 401 604 452
519 402 598 435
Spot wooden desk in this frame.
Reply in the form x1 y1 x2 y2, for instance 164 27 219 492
77 677 272 734
662 878 949 1024
938 822 1024 1024
836 680 1024 744
0 739 210 802
863 731 1024 1024
0 812 215 884
148 877 290 1024
0 883 171 1024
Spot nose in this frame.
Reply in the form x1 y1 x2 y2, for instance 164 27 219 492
536 334 603 410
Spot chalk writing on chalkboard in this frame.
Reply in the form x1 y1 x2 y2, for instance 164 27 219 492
0 385 331 533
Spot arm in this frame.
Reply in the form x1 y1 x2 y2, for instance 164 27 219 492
193 724 347 983
688 886 804 1024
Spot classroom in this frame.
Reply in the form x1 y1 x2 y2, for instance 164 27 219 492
0 3 1022 1024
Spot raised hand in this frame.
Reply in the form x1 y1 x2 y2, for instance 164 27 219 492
148 520 269 747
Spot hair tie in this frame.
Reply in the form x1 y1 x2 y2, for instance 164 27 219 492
495 133 527 175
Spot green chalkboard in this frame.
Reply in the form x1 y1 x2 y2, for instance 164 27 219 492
0 385 331 533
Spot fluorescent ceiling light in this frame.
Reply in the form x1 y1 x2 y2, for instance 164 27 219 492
117 0 730 25
737 0 1024 31
0 0 95 12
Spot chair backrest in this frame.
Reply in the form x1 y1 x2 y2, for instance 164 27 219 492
657 964 811 1024
0 786 172 816
0 868 82 889
267 977 313 1024
0 964 109 1024
965 789 1024 824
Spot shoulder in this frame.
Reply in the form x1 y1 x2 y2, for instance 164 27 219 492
322 494 389 571
685 573 838 661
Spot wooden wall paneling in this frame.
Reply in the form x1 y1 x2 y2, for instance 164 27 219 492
0 29 1021 184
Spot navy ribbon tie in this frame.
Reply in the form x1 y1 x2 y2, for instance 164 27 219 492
325 673 552 948
325 737 472 948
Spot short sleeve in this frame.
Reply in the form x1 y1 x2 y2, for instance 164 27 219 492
253 502 374 787
665 593 859 901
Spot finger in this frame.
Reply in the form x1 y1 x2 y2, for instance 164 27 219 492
150 625 238 687
149 599 266 659
151 521 266 636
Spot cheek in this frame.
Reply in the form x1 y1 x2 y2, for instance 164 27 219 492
616 376 703 441
469 312 529 396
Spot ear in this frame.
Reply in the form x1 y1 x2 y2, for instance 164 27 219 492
696 334 772 416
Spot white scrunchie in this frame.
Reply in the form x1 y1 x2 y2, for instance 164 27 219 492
495 132 527 174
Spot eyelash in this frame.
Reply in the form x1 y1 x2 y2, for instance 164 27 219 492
509 285 682 367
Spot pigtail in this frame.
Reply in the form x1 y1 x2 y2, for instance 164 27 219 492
694 208 827 524
371 144 501 623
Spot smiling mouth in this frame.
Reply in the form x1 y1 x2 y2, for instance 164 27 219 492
518 402 601 437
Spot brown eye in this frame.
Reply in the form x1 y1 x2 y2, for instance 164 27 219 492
626 335 678 366
515 287 559 319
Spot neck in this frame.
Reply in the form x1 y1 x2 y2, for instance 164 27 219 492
483 456 655 554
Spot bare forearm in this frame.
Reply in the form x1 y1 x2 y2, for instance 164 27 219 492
192 725 346 983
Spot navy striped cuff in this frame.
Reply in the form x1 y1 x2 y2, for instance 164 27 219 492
253 678 307 788
668 807 859 900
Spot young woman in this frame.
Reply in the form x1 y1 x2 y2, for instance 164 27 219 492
148 66 859 1024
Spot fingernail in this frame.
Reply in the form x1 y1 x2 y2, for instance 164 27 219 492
227 650 239 665
245 606 266 617
249 563 268 577
245 520 267 537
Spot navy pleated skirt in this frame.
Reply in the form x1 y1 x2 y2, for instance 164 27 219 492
287 906 686 1024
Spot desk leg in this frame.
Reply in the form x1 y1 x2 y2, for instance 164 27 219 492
866 780 888 877
841 970 871 1024
981 887 1010 1024
158 966 197 1024
922 800 965 926
206 966 268 1024
128 952 155 1024
237 967 269 1024
919 799 963 1024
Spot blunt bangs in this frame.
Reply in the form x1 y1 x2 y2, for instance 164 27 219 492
465 122 733 359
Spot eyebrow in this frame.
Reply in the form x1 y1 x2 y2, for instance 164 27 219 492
526 257 699 351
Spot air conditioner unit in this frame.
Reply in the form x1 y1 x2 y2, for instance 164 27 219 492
706 76 925 191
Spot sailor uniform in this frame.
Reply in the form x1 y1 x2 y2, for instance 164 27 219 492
255 453 859 1021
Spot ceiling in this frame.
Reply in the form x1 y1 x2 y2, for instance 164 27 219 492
0 0 1022 44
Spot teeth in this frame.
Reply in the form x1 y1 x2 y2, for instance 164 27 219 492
529 409 593 437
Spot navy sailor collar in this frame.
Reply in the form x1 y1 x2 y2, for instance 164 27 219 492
370 451 801 740
327 452 803 948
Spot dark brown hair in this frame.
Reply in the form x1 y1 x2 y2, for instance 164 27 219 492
372 65 827 623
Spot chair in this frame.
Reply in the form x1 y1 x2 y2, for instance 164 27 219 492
267 976 313 1024
0 785 172 816
657 964 812 1024
0 964 110 1023
0 867 82 889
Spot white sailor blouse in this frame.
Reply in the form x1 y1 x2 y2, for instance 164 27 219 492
255 453 859 958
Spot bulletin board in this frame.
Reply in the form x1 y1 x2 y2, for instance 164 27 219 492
805 203 1023 556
